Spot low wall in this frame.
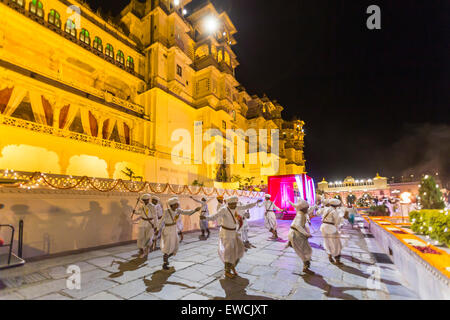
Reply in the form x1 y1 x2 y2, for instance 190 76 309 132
367 220 450 300
0 188 265 260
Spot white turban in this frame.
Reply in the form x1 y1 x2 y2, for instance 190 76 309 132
168 197 179 206
265 194 271 198
141 194 151 201
225 196 239 204
329 199 341 206
151 195 160 202
293 199 309 210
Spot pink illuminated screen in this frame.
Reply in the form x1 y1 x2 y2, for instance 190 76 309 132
268 174 316 211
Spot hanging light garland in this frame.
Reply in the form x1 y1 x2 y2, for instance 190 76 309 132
0 170 264 198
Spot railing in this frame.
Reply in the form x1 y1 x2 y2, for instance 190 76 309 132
0 114 150 155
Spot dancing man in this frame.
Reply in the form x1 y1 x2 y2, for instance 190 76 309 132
151 196 163 251
157 197 201 270
201 196 261 278
287 199 313 272
319 198 343 265
258 194 282 239
190 196 212 239
132 194 158 258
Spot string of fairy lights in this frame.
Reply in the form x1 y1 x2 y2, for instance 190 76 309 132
0 169 264 198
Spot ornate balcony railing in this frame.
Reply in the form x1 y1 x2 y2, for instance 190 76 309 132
0 114 151 155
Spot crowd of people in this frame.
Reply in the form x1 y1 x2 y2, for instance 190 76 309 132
132 193 353 278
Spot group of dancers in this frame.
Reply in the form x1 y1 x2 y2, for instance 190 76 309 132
132 192 347 278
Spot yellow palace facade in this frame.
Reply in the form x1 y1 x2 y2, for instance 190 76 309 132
0 0 306 187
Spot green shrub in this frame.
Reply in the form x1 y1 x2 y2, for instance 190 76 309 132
368 205 388 216
409 210 450 247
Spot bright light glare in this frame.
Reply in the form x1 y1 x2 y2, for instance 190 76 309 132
174 0 180 6
204 16 219 33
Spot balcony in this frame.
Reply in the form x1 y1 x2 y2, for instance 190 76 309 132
0 114 151 155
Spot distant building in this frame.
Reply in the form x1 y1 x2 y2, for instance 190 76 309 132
317 173 447 204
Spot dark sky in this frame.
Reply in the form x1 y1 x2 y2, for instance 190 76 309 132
92 0 450 184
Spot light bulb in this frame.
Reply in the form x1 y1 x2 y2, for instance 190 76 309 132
204 16 219 33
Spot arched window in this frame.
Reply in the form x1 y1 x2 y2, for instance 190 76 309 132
65 19 77 37
80 29 90 45
116 50 125 64
126 56 134 70
29 0 44 18
11 0 25 8
105 44 114 58
93 37 103 52
48 9 61 28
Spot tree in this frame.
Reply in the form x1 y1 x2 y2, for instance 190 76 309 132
418 175 445 209
231 175 245 190
192 180 204 187
215 163 228 183
347 194 356 205
357 193 372 207
121 167 136 181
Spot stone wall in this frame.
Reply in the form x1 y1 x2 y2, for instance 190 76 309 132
0 188 265 259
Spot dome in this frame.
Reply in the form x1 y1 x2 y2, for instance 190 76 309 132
344 176 355 183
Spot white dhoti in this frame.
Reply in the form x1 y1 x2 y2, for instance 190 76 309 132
176 218 183 233
137 225 154 249
320 223 342 257
288 228 312 262
240 220 249 243
264 212 277 230
218 228 245 266
161 224 179 256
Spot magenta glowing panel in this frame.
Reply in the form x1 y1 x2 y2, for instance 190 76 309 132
268 174 316 211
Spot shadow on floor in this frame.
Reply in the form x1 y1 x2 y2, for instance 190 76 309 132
340 254 374 266
309 242 325 250
109 257 148 278
143 269 196 293
301 271 374 300
211 276 274 300
336 263 401 286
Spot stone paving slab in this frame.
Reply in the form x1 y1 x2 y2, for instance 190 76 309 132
0 217 421 300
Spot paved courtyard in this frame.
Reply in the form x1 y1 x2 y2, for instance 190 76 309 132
0 217 419 300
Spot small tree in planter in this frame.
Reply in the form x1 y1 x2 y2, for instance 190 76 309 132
418 175 445 209
357 194 372 207
347 194 356 205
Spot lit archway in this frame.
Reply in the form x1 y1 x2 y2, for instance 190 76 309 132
66 155 108 178
0 144 60 173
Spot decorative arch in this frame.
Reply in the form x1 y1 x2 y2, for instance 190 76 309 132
0 145 60 173
66 155 108 178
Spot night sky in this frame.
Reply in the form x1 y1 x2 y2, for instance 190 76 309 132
91 0 449 184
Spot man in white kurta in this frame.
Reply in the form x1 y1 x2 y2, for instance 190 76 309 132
202 196 261 278
258 194 282 239
319 198 343 265
133 194 158 258
151 196 163 250
190 196 213 239
287 199 313 272
157 197 201 270
237 202 253 249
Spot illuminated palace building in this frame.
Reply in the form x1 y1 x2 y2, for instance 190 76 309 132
0 0 306 186
318 173 446 203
